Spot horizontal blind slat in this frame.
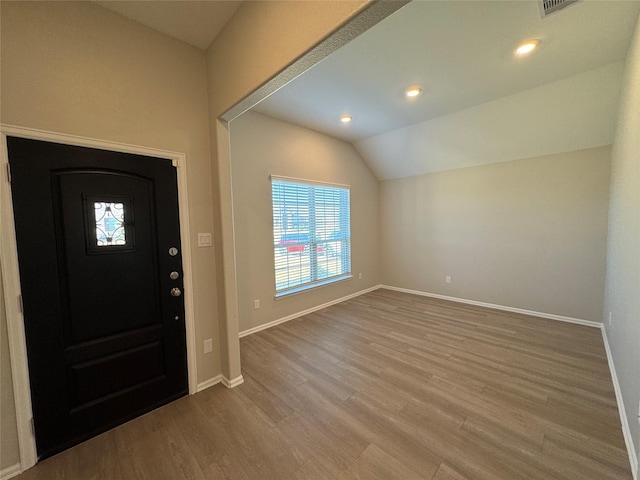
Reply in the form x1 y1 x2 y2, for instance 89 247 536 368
272 179 350 294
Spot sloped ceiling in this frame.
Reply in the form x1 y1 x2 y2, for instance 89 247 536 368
94 1 242 50
355 62 623 179
253 0 640 180
92 0 640 180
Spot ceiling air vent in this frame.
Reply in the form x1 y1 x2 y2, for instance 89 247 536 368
539 0 579 18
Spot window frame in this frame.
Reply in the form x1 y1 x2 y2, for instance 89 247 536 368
270 175 352 298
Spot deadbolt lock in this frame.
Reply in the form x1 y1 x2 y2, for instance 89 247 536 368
170 287 182 297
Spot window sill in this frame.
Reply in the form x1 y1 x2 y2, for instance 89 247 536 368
275 274 353 299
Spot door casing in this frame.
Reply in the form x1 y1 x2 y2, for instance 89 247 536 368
0 124 198 472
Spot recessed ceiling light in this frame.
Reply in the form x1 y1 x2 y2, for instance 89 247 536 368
405 86 422 98
340 115 352 124
515 40 540 56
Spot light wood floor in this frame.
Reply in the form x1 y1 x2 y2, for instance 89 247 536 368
15 289 632 479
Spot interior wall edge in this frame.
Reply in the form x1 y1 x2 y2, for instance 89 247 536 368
196 374 222 393
0 463 21 480
212 118 241 382
221 375 244 389
601 326 640 480
195 373 244 392
223 280 636 476
379 285 601 328
238 285 381 338
219 0 409 123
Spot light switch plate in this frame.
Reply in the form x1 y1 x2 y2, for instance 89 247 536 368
198 233 212 247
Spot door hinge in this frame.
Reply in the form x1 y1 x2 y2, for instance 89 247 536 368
30 417 35 436
5 163 10 183
18 294 23 314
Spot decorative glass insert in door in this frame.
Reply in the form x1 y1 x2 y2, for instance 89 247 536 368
83 194 135 254
94 201 126 246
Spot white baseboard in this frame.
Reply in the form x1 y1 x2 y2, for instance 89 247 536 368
601 327 639 480
222 375 244 388
0 463 21 480
379 285 601 328
238 285 380 338
234 283 639 475
196 375 222 392
382 284 636 478
196 373 244 391
239 284 600 337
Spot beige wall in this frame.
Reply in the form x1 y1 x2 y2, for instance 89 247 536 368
0 1 220 468
1 0 375 468
380 146 611 322
6 0 625 473
207 0 368 117
0 0 220 379
206 0 371 380
229 111 379 333
604 14 640 471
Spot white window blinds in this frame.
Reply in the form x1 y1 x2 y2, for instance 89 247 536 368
271 177 351 296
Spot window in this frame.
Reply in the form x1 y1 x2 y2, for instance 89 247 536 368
83 194 135 254
271 176 351 296
94 201 126 246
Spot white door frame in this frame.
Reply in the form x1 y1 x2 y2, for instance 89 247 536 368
0 125 198 472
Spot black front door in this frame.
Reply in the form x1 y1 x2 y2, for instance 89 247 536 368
7 137 188 459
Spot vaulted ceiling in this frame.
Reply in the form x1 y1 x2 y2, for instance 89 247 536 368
95 0 241 50
253 0 640 179
94 0 640 180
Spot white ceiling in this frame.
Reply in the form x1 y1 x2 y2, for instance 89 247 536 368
92 0 640 180
94 1 242 50
252 0 640 179
356 62 623 179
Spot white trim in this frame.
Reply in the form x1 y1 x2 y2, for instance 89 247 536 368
379 285 636 476
0 125 187 159
220 1 409 123
215 0 406 398
1 131 38 470
239 282 637 477
239 285 380 338
195 374 245 392
196 375 222 392
380 285 601 328
0 125 199 470
270 174 350 190
0 464 21 480
221 375 244 388
601 326 639 480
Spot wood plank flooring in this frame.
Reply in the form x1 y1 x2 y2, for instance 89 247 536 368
14 289 632 479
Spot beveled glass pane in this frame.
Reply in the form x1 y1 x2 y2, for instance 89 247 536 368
94 202 126 246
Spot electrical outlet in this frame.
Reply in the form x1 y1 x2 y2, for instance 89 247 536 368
608 312 612 326
203 338 213 354
254 299 260 310
445 275 452 284
358 273 363 280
